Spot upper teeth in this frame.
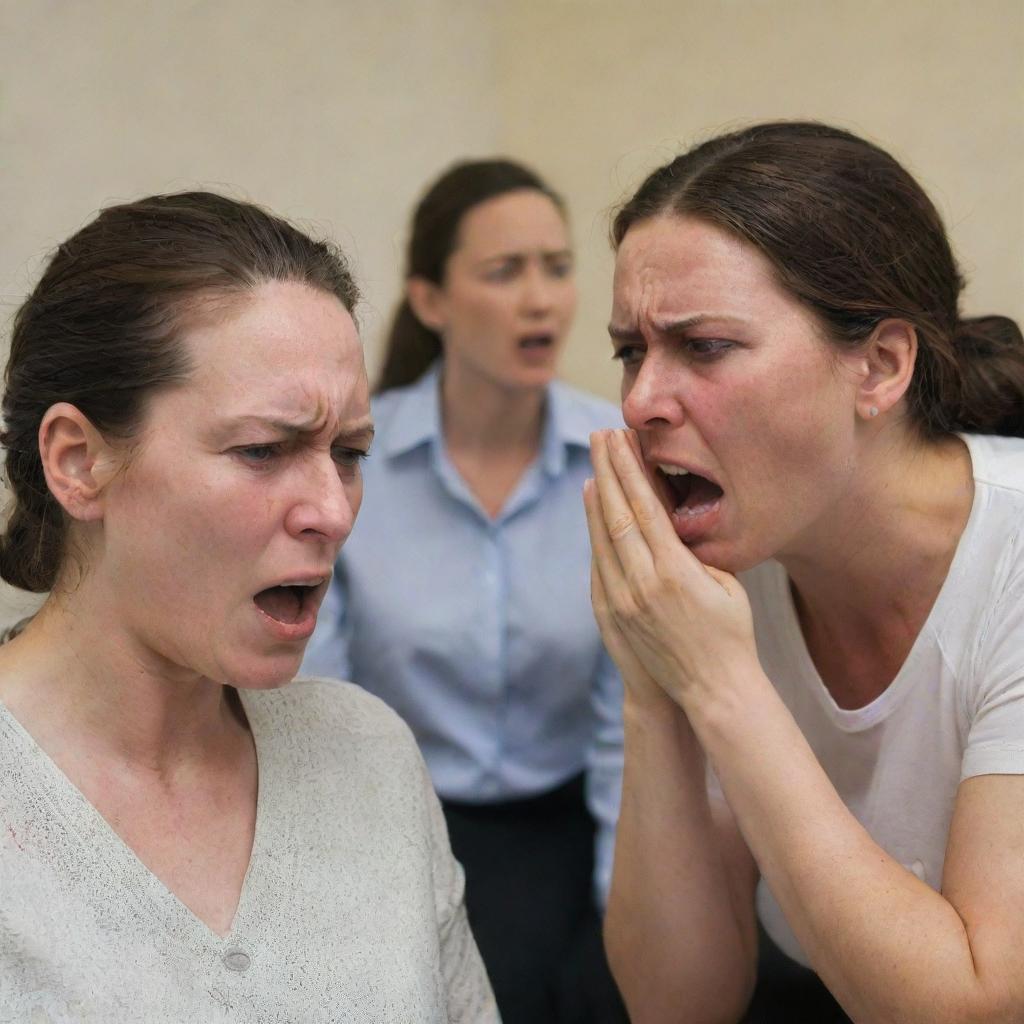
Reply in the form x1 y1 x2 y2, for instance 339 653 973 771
658 464 690 476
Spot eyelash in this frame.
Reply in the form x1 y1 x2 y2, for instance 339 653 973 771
234 444 370 469
611 338 735 366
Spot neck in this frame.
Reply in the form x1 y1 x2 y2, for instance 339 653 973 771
440 359 547 456
779 431 973 638
0 582 243 775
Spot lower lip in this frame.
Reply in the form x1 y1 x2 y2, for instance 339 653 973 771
252 594 322 642
517 342 555 365
668 497 723 546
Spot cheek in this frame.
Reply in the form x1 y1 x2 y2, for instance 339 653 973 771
558 282 578 319
348 475 365 525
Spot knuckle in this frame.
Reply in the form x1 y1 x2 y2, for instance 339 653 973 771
634 503 660 527
615 592 645 625
607 511 637 540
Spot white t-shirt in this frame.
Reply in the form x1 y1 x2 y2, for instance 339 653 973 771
741 434 1024 967
0 678 498 1023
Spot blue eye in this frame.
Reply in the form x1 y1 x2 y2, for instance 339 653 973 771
333 447 369 469
485 261 520 283
686 338 733 359
236 444 281 464
612 345 644 367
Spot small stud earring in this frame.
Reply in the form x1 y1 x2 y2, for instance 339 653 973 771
869 406 879 418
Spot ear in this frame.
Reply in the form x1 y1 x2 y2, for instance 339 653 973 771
38 403 121 522
852 319 917 421
406 276 447 334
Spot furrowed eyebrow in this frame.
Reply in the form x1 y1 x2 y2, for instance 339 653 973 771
335 422 375 446
608 324 645 344
222 415 375 444
608 313 747 342
478 248 572 266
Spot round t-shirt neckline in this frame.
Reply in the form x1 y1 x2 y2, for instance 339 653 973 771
768 434 984 732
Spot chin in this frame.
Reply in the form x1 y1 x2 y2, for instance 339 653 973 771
220 652 304 690
685 537 763 576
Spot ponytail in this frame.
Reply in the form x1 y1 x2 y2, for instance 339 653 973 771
375 300 442 393
949 315 1024 437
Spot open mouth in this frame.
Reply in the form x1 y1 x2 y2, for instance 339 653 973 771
518 333 554 350
655 464 724 519
253 580 324 625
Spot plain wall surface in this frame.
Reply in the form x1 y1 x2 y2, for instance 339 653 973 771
2 0 1022 622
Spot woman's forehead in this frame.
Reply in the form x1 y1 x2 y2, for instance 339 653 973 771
612 216 782 326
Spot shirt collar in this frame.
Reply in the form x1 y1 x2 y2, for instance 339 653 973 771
381 360 594 477
380 361 444 458
540 380 595 477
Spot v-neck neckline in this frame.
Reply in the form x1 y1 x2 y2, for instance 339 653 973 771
0 686 274 947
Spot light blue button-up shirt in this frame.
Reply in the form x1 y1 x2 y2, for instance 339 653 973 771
302 362 624 905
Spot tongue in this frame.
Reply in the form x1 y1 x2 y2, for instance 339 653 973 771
254 586 302 624
678 474 723 512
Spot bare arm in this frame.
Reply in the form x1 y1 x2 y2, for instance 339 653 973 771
589 427 1024 1024
586 489 758 1024
605 700 758 1024
697 682 1024 1024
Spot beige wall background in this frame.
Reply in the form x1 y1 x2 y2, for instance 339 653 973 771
2 0 1022 622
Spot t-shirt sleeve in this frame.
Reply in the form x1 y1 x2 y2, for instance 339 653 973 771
421 759 500 1023
962 569 1024 780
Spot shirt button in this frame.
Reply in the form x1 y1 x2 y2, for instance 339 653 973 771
223 946 252 972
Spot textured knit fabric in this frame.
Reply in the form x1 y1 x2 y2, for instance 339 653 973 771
302 360 625 906
0 677 498 1023
742 433 1024 967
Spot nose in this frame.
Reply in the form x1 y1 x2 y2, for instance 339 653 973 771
521 264 557 317
621 351 686 432
284 456 359 547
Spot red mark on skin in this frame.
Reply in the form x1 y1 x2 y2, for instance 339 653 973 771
6 824 23 851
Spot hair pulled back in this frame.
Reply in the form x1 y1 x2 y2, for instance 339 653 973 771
2 191 360 593
377 158 565 392
613 121 1024 439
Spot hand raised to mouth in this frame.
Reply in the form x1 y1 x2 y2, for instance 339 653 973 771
583 428 759 712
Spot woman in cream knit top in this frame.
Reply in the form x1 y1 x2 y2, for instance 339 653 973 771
0 191 496 1022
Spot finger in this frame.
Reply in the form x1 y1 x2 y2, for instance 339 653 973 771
607 429 707 572
590 430 656 577
583 475 628 595
590 551 644 671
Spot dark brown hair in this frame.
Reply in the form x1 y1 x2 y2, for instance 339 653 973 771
613 121 1024 438
376 158 565 392
2 190 360 593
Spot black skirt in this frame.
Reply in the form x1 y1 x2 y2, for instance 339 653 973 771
442 773 629 1024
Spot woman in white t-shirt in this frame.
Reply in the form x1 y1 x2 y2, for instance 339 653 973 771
585 121 1024 1024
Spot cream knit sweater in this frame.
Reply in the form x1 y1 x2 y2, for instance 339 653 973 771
0 678 498 1022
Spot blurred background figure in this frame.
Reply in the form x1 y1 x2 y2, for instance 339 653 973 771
304 159 628 1024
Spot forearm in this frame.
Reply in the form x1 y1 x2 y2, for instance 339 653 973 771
606 695 757 1024
689 672 1010 1024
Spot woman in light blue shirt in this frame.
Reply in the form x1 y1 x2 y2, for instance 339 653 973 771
303 160 627 1024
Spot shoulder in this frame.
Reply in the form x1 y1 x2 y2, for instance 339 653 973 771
551 379 623 426
960 434 1024 598
964 434 1024 499
549 380 623 439
245 677 417 745
367 383 419 444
